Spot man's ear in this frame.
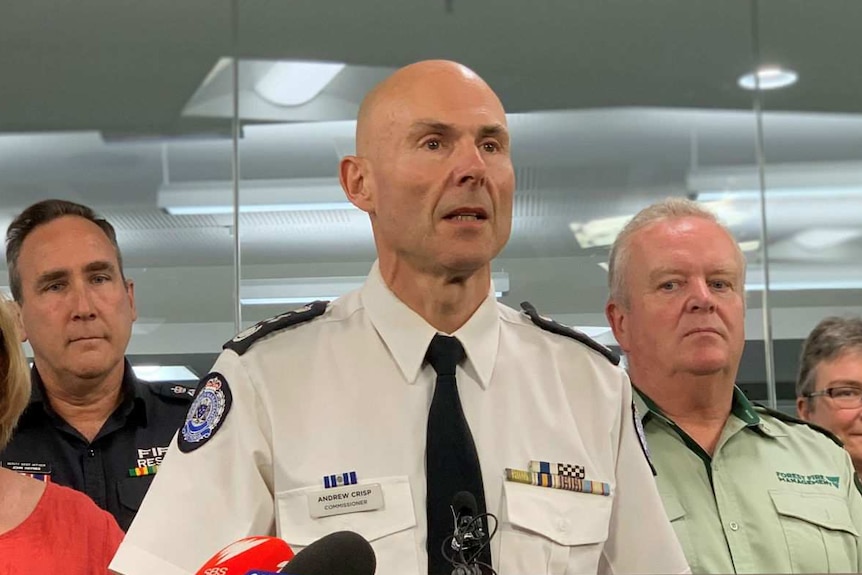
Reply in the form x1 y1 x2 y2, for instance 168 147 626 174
339 155 374 214
125 278 138 323
12 300 27 342
797 396 811 420
605 299 630 353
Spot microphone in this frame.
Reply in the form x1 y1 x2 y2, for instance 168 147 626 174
278 530 376 575
447 491 498 575
194 536 294 575
450 491 485 554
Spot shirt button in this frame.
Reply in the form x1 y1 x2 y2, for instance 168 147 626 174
729 521 739 531
556 518 570 532
88 449 95 457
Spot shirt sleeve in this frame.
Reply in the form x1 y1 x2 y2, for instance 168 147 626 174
598 372 691 574
109 350 275 575
843 453 862 572
102 513 125 573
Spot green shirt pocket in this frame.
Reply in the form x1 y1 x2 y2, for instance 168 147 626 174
770 490 859 572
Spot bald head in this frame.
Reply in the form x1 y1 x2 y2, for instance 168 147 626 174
338 58 515 290
355 60 505 158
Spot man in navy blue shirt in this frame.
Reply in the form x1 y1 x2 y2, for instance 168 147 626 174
0 199 193 530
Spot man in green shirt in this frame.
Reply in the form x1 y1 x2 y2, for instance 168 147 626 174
604 197 862 573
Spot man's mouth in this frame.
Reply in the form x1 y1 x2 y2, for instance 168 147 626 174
444 208 488 222
70 336 103 343
685 328 721 337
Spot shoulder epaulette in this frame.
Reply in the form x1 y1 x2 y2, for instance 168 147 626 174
520 301 620 365
150 381 196 401
223 300 328 356
754 403 844 448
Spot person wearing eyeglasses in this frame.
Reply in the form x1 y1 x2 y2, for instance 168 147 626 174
797 316 862 480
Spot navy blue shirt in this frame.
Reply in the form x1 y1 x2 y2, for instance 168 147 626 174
0 359 194 531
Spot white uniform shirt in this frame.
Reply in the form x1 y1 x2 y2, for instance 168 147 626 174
110 262 688 575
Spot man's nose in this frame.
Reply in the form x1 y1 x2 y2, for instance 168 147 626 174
71 283 97 319
686 279 716 313
453 142 487 187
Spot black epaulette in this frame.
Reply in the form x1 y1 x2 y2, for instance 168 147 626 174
520 301 620 365
150 381 196 401
223 300 329 356
754 403 845 448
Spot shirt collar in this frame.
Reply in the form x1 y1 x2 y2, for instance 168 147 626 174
634 384 761 428
26 358 148 425
360 260 500 388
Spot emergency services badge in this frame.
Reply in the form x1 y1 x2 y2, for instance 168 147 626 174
178 372 233 453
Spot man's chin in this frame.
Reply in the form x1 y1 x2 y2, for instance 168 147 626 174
685 358 731 378
68 364 113 381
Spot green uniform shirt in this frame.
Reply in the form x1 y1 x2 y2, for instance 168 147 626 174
635 386 862 573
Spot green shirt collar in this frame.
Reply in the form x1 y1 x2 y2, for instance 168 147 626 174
634 384 761 427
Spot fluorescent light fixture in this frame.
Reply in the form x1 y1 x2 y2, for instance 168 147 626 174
569 215 634 249
241 272 510 306
689 162 862 194
738 66 798 91
794 228 862 250
255 61 345 107
738 240 760 252
132 365 199 382
158 178 356 215
745 280 862 292
697 187 862 203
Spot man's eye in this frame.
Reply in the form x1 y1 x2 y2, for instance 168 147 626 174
833 388 861 398
482 141 500 152
424 139 441 150
660 281 678 291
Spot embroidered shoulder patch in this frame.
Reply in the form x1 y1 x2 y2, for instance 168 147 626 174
178 372 233 453
520 301 620 365
223 300 328 356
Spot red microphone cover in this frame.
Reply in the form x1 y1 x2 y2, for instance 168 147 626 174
195 536 294 575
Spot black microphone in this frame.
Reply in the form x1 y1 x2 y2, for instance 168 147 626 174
448 491 498 575
450 491 484 554
278 530 376 575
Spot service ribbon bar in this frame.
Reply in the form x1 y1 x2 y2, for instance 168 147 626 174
529 460 586 479
128 465 158 477
505 468 610 496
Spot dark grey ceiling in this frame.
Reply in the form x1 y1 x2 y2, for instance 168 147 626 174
2 0 862 134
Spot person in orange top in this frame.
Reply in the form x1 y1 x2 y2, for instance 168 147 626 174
0 293 124 574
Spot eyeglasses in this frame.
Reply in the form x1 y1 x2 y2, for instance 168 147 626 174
805 386 862 409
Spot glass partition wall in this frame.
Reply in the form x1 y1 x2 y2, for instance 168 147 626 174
4 0 855 407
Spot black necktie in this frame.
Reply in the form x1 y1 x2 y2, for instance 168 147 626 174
425 334 492 575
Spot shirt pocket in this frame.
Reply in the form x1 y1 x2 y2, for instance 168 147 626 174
498 480 612 575
770 490 859 572
117 475 155 530
275 475 418 573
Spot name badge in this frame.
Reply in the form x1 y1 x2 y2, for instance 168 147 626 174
307 483 384 518
2 461 52 474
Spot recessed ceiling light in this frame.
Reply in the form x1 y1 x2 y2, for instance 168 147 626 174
738 66 798 91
